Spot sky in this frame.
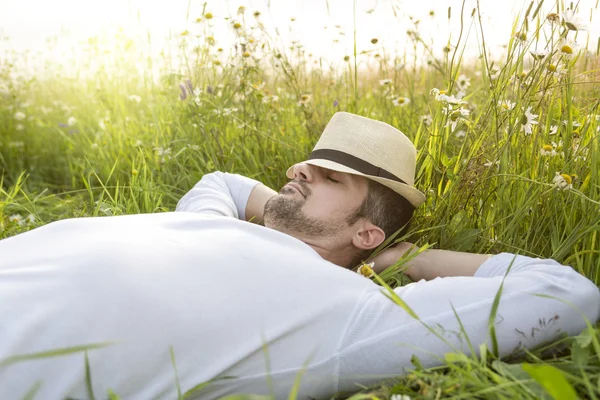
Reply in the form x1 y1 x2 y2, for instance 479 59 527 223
0 0 598 76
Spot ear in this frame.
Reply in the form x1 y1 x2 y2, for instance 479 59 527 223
351 220 385 250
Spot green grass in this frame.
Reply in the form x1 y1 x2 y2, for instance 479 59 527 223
1 0 600 399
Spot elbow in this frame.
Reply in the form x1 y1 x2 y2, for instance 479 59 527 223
555 267 600 329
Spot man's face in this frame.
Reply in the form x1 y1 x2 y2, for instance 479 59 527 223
263 162 369 239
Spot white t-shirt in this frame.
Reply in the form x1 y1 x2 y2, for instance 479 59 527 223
0 172 598 400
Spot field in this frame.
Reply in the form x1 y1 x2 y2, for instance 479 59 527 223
1 1 599 399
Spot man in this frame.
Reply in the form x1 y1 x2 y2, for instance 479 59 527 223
0 112 598 399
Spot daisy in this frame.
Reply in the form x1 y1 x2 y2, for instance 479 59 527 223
392 97 410 107
298 94 312 106
540 144 557 156
357 262 375 278
128 94 141 103
559 39 578 58
8 214 25 226
561 9 588 31
548 125 558 135
553 172 573 190
530 49 549 60
546 63 567 77
456 74 471 91
498 100 516 111
484 160 500 168
520 107 538 135
420 114 433 126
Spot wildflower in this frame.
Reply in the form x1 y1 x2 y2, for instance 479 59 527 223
530 49 548 60
420 114 433 126
343 55 350 62
253 11 261 17
546 63 567 77
520 107 538 135
128 94 141 103
455 130 466 139
546 13 560 24
439 94 467 105
195 17 202 23
25 214 35 224
445 108 470 131
559 39 578 59
8 214 25 226
370 38 378 44
333 100 339 107
8 141 24 148
180 30 189 36
562 120 582 127
237 5 246 14
498 100 515 111
484 160 500 168
561 9 588 31
132 169 138 176
204 12 213 19
515 31 527 43
553 172 573 190
242 51 251 58
392 97 410 107
233 21 242 29
67 117 77 126
379 79 392 86
456 74 470 91
540 144 557 156
390 395 412 400
298 94 312 106
357 262 375 278
135 140 143 146
14 111 26 120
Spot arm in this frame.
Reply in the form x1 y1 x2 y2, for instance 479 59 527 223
371 242 493 279
176 171 276 223
338 253 600 390
244 183 278 225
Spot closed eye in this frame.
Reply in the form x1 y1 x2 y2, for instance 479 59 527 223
327 177 339 183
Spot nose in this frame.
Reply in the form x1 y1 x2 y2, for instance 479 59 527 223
292 163 314 182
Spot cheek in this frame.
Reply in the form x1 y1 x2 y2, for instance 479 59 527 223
304 191 356 219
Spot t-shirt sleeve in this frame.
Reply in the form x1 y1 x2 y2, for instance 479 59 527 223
336 253 600 393
175 172 261 219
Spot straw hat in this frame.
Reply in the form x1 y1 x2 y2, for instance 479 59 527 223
285 112 426 207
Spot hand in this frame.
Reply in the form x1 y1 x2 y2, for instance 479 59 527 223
369 242 420 274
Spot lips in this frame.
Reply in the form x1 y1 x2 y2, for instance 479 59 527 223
286 182 305 198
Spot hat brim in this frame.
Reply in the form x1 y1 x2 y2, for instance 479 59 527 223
285 159 426 207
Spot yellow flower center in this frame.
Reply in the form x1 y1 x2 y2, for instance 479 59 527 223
439 90 447 95
371 38 379 44
560 174 572 185
398 98 405 104
358 263 374 277
520 114 529 125
561 45 573 54
180 30 189 36
242 51 250 58
542 144 553 152
547 64 557 72
501 103 510 110
301 95 309 101
204 12 213 19
233 22 242 29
